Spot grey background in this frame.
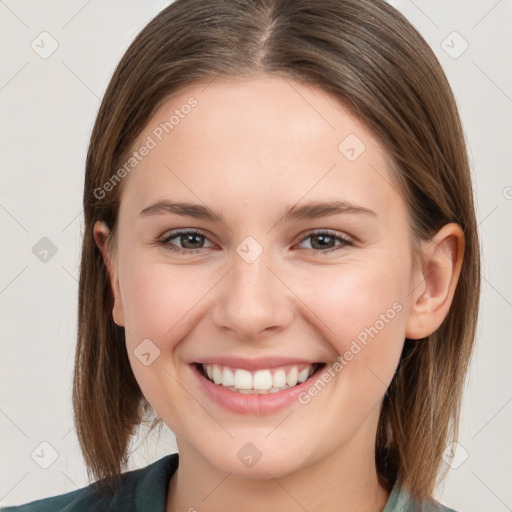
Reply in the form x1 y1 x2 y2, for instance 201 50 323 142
0 1 511 510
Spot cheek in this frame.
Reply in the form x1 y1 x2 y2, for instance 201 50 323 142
119 252 215 344
299 254 409 382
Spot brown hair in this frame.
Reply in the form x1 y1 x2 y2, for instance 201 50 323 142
73 0 481 502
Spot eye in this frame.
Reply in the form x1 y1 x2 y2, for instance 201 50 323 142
158 228 353 255
158 229 215 254
296 229 354 253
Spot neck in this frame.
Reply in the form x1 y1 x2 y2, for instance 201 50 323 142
166 417 390 512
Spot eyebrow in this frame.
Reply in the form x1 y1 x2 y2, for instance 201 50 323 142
139 199 377 224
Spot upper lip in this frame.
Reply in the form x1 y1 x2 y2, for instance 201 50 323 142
192 356 324 371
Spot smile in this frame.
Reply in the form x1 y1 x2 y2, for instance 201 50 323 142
190 361 327 415
199 362 323 394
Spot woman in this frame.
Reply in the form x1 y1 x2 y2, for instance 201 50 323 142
2 0 480 510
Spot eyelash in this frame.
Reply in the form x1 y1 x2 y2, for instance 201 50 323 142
158 229 354 255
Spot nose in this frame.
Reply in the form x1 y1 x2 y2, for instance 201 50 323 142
211 246 293 341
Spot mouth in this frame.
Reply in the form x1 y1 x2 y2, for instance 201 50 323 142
192 361 326 395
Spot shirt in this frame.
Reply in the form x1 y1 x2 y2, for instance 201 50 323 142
0 453 458 511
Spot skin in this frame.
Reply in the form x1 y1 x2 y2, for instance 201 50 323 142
94 75 464 512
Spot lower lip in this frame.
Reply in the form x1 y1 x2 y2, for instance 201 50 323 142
190 363 325 415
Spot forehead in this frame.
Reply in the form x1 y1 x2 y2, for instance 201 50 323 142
121 75 403 222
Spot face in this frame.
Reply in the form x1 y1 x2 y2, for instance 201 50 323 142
96 75 425 479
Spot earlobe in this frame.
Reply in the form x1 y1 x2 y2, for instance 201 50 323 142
93 220 125 327
405 223 464 340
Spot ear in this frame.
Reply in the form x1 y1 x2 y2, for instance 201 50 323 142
93 220 125 327
405 222 465 340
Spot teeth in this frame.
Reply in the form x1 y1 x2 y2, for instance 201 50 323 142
201 363 318 393
286 367 298 387
298 367 310 383
234 369 252 390
272 369 287 388
221 367 234 387
212 365 222 385
253 370 273 390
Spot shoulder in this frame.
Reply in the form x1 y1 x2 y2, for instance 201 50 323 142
0 453 179 512
419 502 459 512
0 483 110 512
384 478 460 512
